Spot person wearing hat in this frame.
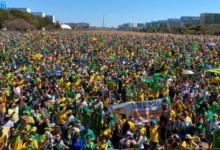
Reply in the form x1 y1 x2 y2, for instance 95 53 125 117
0 125 6 150
119 130 136 149
146 120 159 150
135 121 145 134
106 114 116 129
30 126 41 148
181 134 198 149
65 110 74 128
21 135 39 150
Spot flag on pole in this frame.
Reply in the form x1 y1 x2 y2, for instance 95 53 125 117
95 105 104 134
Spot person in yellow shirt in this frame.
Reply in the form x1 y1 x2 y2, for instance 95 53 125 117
128 118 135 132
96 134 114 150
21 135 38 150
181 134 199 149
56 103 68 132
135 121 146 135
64 78 72 90
100 123 112 140
136 87 144 101
162 86 169 95
118 114 126 128
0 125 7 150
211 74 220 84
147 120 159 149
169 105 176 122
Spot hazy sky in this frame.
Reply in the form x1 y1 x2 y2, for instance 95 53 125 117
5 0 220 27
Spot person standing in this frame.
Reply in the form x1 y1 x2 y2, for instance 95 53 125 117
158 100 170 150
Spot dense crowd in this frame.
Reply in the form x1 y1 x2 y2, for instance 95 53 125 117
0 31 219 150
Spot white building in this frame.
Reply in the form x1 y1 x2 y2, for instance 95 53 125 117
31 12 45 18
7 7 31 13
131 23 137 29
45 15 55 23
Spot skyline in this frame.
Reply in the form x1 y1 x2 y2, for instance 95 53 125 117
5 0 220 27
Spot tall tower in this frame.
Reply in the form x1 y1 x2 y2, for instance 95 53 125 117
103 14 104 29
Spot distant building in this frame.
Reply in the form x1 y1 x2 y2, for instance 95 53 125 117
131 23 137 29
123 23 131 29
151 21 158 27
145 22 151 28
56 21 61 25
78 22 89 28
167 19 180 27
31 12 45 17
45 15 55 23
200 13 220 25
158 20 167 27
7 7 31 13
180 16 200 27
137 23 145 29
66 23 78 28
118 25 123 29
1 1 6 10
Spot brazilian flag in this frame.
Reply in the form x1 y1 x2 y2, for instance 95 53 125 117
192 43 198 49
3 56 15 63
16 57 28 65
95 105 104 134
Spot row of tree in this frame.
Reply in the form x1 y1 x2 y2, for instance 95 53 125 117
132 24 220 35
0 8 61 31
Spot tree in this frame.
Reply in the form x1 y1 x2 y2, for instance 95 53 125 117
55 23 61 29
2 18 35 31
9 9 23 19
0 8 13 28
185 23 192 29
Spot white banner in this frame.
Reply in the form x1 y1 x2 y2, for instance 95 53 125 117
109 99 164 122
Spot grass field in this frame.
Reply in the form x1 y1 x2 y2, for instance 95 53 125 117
74 30 218 41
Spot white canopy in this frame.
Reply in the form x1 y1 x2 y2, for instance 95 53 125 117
61 24 72 30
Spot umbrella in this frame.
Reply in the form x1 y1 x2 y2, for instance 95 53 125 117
92 38 97 41
51 39 57 42
205 42 215 46
17 33 21 35
48 35 52 38
181 70 194 75
144 44 151 47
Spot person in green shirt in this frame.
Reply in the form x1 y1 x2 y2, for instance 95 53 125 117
87 96 95 107
19 103 33 117
167 134 181 150
85 135 95 150
80 111 90 127
213 126 220 148
106 114 116 129
80 124 95 147
196 116 207 135
195 93 204 106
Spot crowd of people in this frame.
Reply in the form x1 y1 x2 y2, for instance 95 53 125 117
0 31 219 150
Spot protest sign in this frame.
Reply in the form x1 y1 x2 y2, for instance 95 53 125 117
109 98 164 122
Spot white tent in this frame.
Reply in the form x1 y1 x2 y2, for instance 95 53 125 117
61 24 72 30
